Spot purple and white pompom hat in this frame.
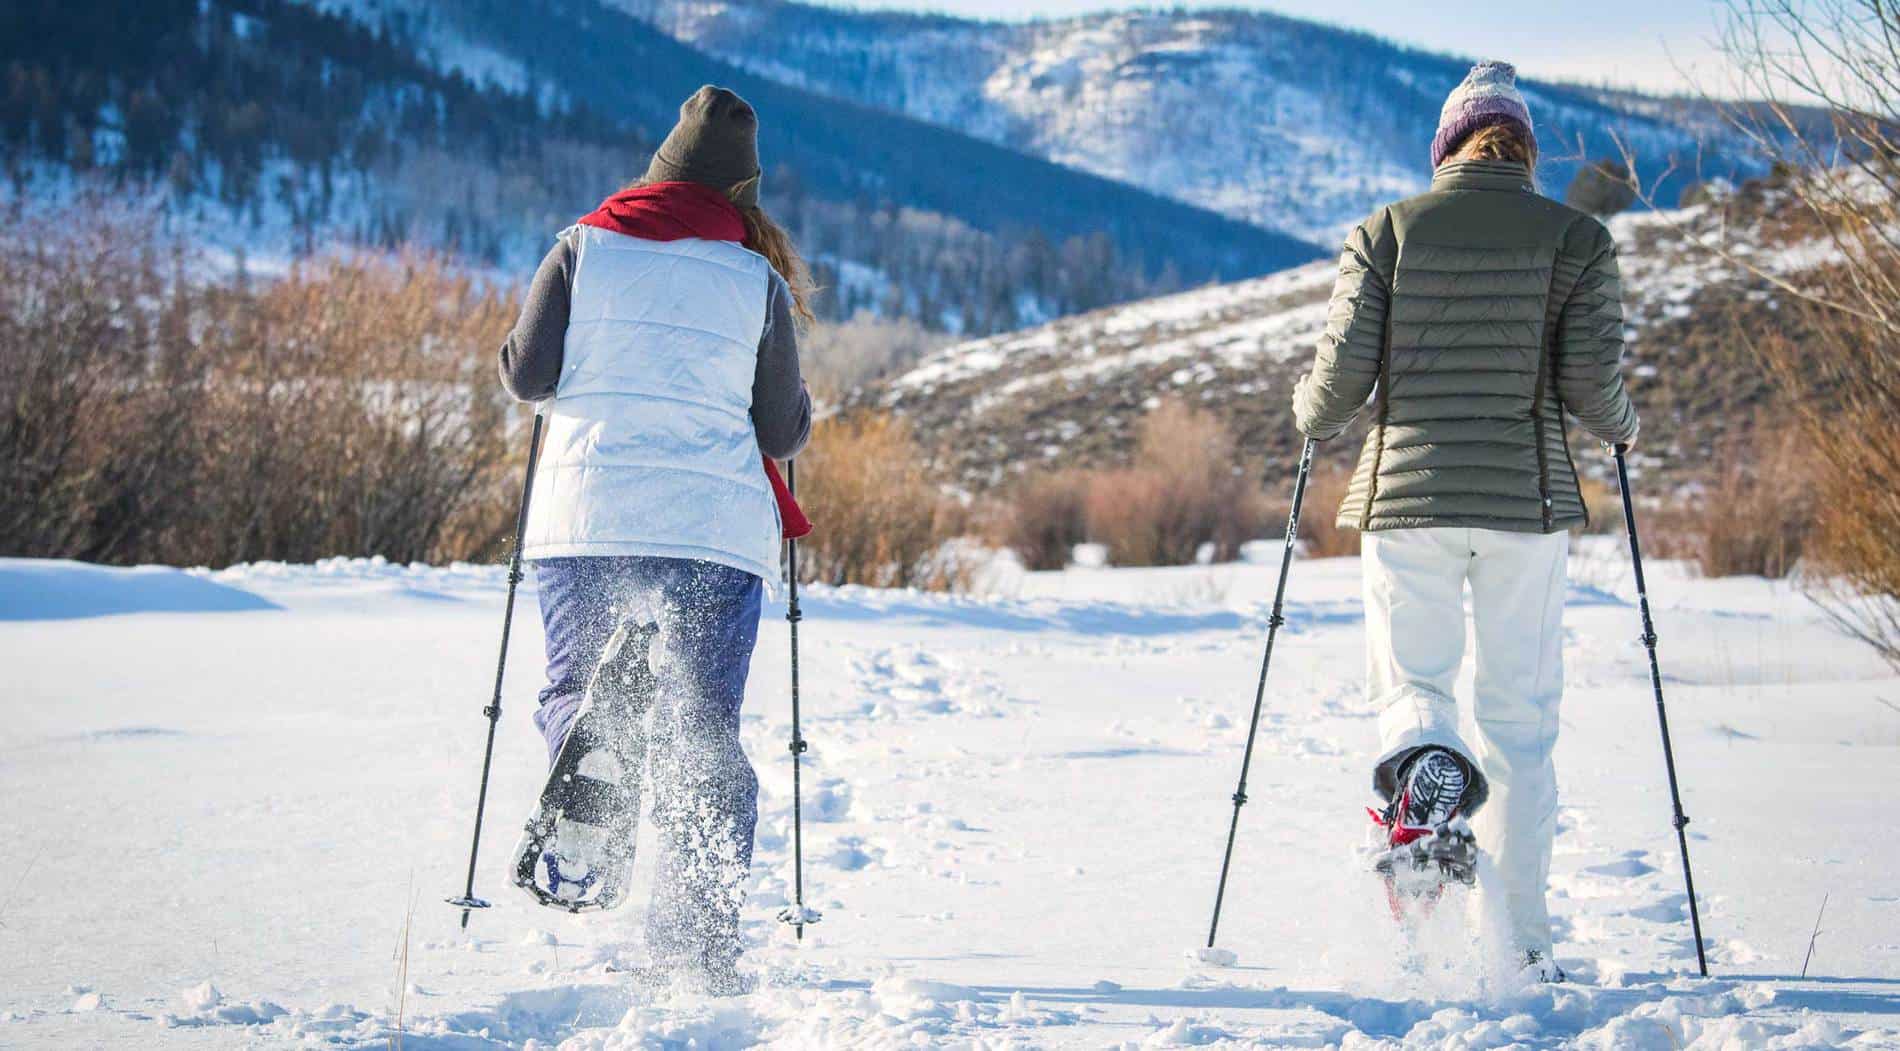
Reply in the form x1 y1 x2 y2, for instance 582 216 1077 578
1431 61 1536 168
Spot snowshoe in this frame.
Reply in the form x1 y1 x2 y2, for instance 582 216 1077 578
512 619 660 912
1368 747 1479 921
1522 948 1567 984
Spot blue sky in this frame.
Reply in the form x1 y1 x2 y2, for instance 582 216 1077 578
811 0 1743 95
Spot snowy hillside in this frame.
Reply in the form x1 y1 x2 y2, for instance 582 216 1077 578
867 179 1840 491
611 0 1767 243
1 548 1896 1047
4 0 1312 336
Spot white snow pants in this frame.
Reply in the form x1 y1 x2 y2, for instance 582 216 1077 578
1362 526 1569 955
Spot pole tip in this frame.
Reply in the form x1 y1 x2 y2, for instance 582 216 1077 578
1189 946 1238 967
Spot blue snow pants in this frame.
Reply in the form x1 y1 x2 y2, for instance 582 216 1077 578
532 555 763 969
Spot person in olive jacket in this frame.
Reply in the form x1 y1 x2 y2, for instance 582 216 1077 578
1291 61 1640 982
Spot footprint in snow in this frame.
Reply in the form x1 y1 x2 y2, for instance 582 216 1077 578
1628 897 1687 923
1583 855 1659 878
855 645 1006 720
804 777 855 822
821 835 885 871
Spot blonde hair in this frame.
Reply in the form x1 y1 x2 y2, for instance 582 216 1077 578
1445 122 1538 170
733 192 817 327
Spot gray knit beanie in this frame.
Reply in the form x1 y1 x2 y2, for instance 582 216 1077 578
644 85 763 206
1431 61 1535 169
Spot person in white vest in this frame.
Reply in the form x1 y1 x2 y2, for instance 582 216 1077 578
498 85 814 993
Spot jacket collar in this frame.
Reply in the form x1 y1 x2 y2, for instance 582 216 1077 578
1431 159 1535 193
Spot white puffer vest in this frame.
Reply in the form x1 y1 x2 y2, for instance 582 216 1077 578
521 225 781 583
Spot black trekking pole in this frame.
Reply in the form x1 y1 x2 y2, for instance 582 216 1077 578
1202 437 1316 958
1612 443 1709 976
447 411 545 928
776 459 820 941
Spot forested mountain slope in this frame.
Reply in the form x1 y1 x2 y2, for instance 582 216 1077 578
613 0 1776 243
1 0 1315 332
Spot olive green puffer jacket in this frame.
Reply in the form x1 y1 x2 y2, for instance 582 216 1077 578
1292 159 1640 533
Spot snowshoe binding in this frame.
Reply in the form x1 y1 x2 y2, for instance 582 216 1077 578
513 619 660 912
1522 948 1568 984
1368 747 1479 921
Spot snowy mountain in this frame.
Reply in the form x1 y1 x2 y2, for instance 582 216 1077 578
865 177 1837 492
2 0 1314 334
609 0 1771 244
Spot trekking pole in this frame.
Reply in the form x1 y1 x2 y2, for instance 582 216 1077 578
447 411 545 929
1203 437 1316 956
1612 442 1710 977
776 459 820 940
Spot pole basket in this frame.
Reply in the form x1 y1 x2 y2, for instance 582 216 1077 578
778 905 822 927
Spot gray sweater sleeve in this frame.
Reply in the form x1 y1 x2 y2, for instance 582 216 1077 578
752 271 812 460
497 234 577 403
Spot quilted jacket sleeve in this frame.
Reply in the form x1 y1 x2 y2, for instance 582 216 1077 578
1293 214 1389 440
1554 222 1641 445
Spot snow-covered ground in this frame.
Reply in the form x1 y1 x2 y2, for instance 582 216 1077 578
2 546 1896 1048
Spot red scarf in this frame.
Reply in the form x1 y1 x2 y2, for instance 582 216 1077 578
576 182 811 541
577 181 748 243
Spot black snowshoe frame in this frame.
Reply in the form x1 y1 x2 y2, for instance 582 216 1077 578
513 619 660 913
1370 749 1479 922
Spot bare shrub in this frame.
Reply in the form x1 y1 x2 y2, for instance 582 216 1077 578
0 209 207 563
792 412 967 590
1080 401 1270 566
1757 309 1900 652
1703 431 1810 579
993 468 1092 571
1295 458 1362 558
1657 426 1812 579
0 198 520 567
183 252 517 565
1698 0 1900 664
1574 473 1624 536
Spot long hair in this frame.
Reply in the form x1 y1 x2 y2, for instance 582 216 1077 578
731 187 817 327
1444 122 1538 172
